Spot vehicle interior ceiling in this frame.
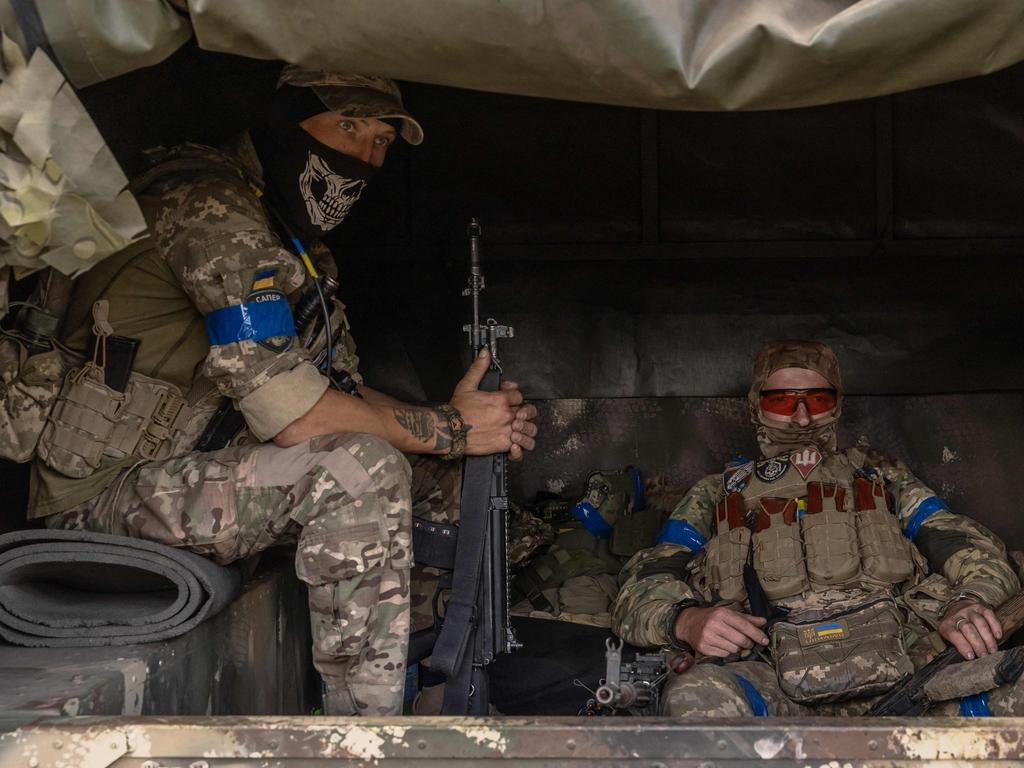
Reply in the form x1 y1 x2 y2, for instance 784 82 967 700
1 37 1023 713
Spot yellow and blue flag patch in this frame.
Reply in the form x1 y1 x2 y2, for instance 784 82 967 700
251 269 276 290
798 620 848 646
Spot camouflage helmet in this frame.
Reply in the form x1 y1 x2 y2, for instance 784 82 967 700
277 65 424 145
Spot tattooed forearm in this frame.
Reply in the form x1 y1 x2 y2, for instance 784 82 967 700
394 408 435 442
432 408 472 454
433 423 452 453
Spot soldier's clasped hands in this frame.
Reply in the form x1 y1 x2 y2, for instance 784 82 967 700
450 347 538 461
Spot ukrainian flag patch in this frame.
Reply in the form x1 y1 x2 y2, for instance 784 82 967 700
252 269 276 290
799 620 848 646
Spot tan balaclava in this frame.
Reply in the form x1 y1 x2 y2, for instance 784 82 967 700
747 340 843 458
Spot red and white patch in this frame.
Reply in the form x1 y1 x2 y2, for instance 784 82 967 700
790 447 822 479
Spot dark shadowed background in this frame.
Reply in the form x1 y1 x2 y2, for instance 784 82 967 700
3 41 1021 543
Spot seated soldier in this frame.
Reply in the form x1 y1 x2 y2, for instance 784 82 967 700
612 340 1024 716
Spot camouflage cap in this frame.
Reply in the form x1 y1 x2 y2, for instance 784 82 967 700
278 66 424 145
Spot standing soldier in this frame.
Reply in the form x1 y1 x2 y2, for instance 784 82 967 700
613 340 1024 716
21 67 538 716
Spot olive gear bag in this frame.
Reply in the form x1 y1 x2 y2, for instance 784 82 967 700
770 594 914 704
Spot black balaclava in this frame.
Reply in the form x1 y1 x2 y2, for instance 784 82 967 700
250 85 380 242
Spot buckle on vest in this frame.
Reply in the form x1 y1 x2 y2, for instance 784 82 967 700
137 390 187 459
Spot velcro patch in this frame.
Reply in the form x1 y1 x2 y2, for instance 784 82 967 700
799 620 848 646
790 447 822 479
252 269 276 290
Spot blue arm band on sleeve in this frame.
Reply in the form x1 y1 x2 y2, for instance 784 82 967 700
733 674 768 717
573 501 614 539
904 495 948 541
960 692 992 717
206 294 297 346
656 520 706 552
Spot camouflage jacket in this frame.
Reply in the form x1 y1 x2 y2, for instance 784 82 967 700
0 341 64 462
135 141 359 441
612 444 1020 649
26 140 361 517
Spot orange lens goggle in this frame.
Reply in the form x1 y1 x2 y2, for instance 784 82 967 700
759 388 837 416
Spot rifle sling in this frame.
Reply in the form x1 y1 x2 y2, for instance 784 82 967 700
432 450 494 708
433 366 503 707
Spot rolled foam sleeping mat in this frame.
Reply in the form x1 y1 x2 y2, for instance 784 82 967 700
0 529 243 647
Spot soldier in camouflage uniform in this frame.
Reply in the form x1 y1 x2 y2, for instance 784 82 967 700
613 340 1024 717
20 67 539 716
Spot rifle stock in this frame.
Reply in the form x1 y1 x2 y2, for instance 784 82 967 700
865 590 1024 716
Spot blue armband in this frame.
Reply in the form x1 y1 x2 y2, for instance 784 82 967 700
904 496 948 541
573 501 614 539
656 519 706 552
206 292 296 347
960 692 992 717
733 674 768 717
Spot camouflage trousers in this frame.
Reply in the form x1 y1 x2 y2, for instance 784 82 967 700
45 433 459 717
662 655 1024 717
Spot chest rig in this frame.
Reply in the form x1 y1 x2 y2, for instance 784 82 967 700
703 447 918 605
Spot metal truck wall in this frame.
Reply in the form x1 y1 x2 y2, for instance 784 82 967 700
330 63 1024 402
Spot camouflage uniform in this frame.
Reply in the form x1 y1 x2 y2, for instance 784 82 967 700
47 432 414 715
613 341 1024 717
29 141 421 716
0 341 64 462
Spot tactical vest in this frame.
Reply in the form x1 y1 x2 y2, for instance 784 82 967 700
702 447 918 605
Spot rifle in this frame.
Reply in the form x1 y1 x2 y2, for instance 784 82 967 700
430 218 520 714
865 590 1024 716
591 638 668 716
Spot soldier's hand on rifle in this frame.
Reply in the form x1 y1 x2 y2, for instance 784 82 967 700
939 598 1001 660
501 379 538 461
450 348 539 459
674 606 769 657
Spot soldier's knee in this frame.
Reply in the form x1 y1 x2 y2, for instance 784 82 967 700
661 667 752 717
295 433 415 577
301 433 412 518
313 432 412 491
297 433 413 550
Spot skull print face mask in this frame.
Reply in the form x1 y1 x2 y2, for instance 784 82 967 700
250 88 380 241
298 152 368 231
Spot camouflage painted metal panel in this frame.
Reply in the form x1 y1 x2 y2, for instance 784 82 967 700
3 716 1024 765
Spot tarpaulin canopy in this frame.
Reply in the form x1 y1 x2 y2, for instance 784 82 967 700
27 0 1024 110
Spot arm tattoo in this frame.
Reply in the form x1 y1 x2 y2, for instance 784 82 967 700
394 408 435 443
433 410 471 454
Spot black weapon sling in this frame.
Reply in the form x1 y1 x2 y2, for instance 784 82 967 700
431 369 500 715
